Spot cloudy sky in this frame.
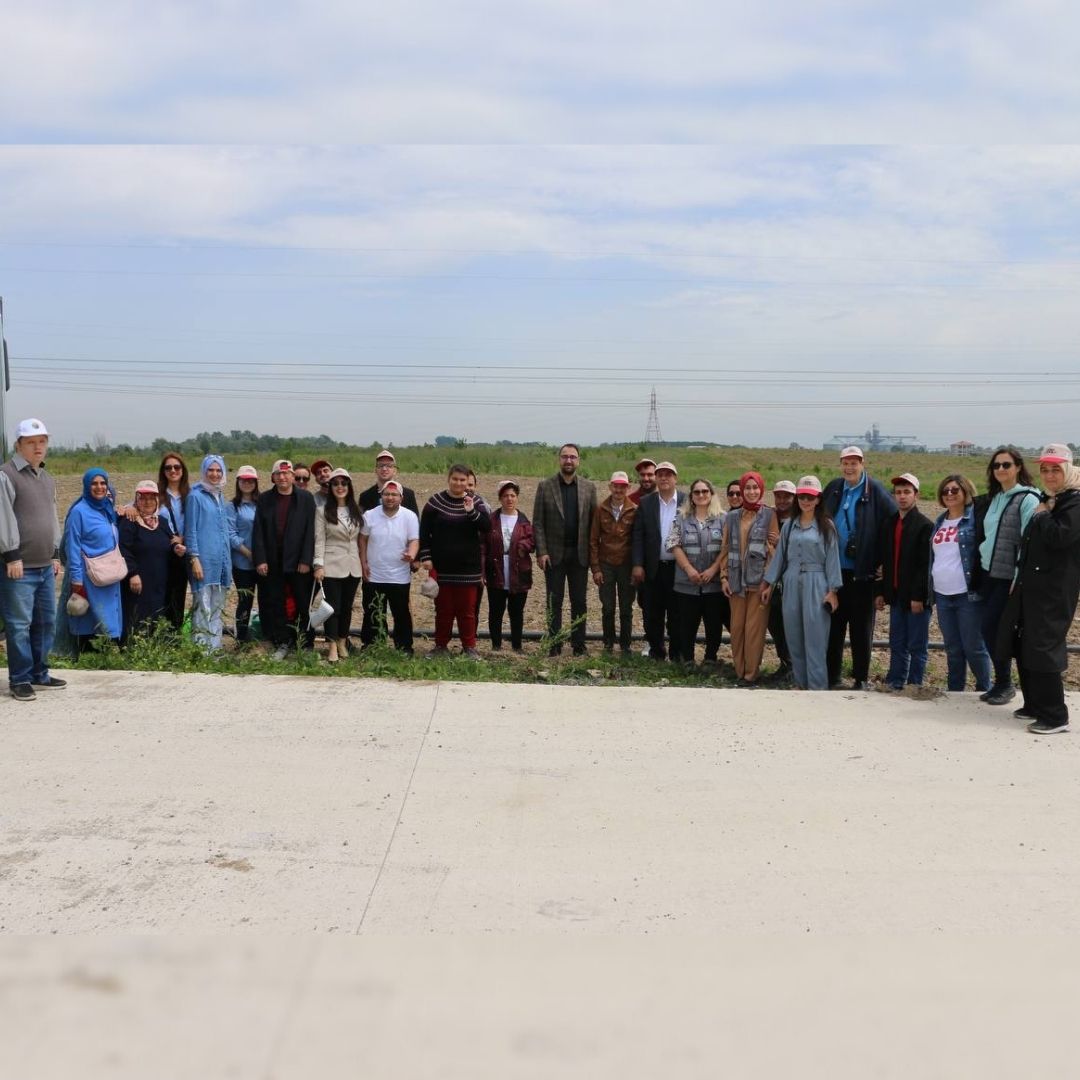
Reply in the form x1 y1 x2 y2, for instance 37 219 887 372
2 2 1079 451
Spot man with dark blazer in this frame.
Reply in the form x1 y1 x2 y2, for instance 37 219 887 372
875 472 933 690
532 443 598 655
253 458 317 658
631 461 687 661
357 450 419 647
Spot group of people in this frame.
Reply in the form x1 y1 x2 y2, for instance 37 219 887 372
2 420 1078 734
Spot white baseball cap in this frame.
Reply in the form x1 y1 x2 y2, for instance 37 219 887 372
654 461 678 476
15 418 48 439
796 475 823 496
610 471 630 485
1038 443 1073 465
891 472 920 491
839 445 865 460
236 465 259 480
772 480 797 495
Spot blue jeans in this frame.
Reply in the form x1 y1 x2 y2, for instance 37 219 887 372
886 603 932 688
0 565 57 687
934 591 991 692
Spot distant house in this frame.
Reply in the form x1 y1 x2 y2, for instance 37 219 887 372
951 440 975 457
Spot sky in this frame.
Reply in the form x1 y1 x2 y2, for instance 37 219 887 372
2 1 1080 452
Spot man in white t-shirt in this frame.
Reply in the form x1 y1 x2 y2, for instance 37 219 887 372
359 480 420 653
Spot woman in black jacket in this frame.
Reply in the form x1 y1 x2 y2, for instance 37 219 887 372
1000 443 1080 734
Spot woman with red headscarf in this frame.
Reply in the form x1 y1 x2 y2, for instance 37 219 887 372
720 471 779 685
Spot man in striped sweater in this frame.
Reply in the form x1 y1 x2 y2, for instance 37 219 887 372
418 463 492 658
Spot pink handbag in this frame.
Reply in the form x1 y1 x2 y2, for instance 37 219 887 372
83 546 128 587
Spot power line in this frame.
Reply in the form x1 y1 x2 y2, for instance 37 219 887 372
14 377 1080 410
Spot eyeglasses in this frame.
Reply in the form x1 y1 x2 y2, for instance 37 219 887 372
163 464 182 473
991 461 1015 471
376 461 395 468
942 485 963 496
294 475 310 483
691 488 711 496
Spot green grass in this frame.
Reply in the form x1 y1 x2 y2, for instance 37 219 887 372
51 625 749 688
44 440 984 489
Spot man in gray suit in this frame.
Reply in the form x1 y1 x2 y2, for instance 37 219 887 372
532 443 598 656
631 461 687 661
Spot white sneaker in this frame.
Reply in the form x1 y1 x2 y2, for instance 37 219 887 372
271 645 289 661
640 642 650 657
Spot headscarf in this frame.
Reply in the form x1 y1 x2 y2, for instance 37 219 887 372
80 467 117 524
133 482 160 531
738 471 765 514
1047 464 1080 502
195 454 227 497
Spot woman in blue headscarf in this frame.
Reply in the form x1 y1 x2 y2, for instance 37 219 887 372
65 468 124 651
184 454 233 651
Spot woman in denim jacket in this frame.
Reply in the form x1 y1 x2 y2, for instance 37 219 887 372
929 474 991 692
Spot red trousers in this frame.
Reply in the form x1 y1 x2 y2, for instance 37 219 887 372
435 584 479 648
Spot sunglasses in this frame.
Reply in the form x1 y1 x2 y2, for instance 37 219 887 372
797 493 818 500
991 461 1015 470
294 475 311 483
330 479 349 488
691 488 712 496
163 463 183 472
942 485 963 496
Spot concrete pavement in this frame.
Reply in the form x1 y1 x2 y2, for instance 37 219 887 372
3 671 1079 1077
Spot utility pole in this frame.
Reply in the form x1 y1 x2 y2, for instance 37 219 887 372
644 386 663 445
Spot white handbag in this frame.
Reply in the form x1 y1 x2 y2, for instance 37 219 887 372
308 582 335 630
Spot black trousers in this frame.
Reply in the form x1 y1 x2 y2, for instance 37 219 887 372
1018 666 1068 726
644 561 685 661
827 571 876 684
164 555 188 631
321 574 361 641
544 557 589 652
363 581 413 651
257 569 316 649
979 576 1015 690
768 585 791 666
488 588 527 650
678 590 723 662
233 567 258 642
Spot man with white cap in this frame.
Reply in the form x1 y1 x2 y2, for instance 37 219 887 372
875 472 933 691
589 470 638 653
252 458 317 659
533 443 598 656
360 478 420 654
631 461 687 661
822 446 896 689
0 418 64 700
358 450 419 649
629 458 657 506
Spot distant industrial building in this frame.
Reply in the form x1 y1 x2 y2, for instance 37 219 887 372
823 423 926 453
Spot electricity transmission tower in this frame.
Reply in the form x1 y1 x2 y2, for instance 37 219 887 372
644 387 663 444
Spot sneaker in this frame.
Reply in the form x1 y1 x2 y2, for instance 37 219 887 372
852 680 866 691
10 684 36 702
462 648 481 660
32 676 67 689
428 646 449 658
984 686 1016 706
640 642 651 657
1013 707 1036 721
271 645 289 662
978 689 994 702
1027 719 1070 734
